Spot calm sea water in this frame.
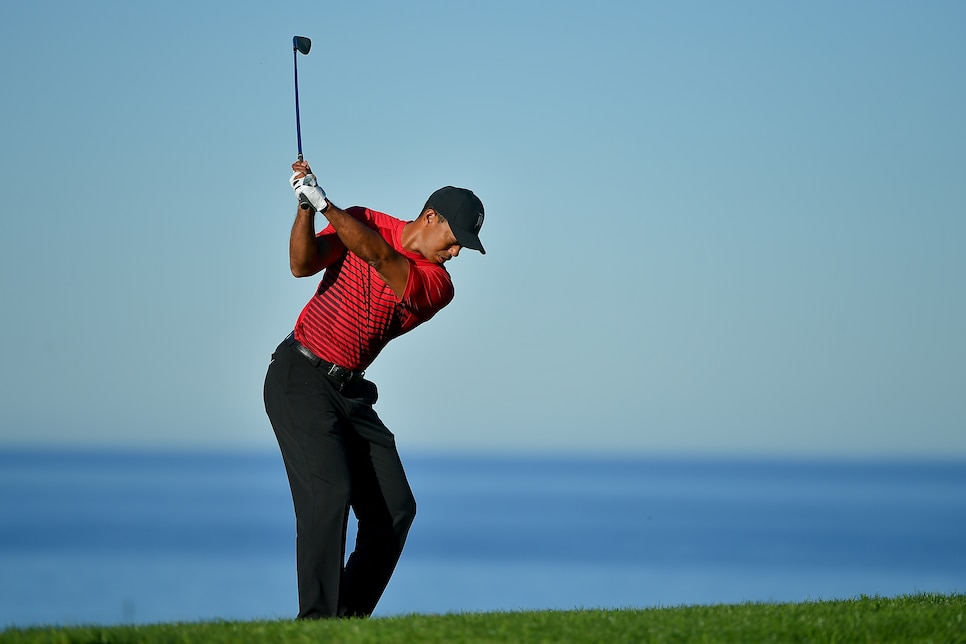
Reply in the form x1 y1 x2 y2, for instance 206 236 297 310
1 449 964 628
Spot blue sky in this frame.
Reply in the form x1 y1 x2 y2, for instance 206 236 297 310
1 1 963 457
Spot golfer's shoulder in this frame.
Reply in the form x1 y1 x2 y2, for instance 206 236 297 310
409 260 454 306
348 206 404 233
347 205 396 222
345 205 377 223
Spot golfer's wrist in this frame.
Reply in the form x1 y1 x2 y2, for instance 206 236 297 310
297 194 329 214
306 198 329 213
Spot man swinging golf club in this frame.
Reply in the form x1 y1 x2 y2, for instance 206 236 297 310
263 47 486 617
264 164 485 619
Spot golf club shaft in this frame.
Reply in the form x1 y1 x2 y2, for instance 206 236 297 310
294 47 303 161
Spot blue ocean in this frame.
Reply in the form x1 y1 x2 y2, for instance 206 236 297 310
1 449 964 628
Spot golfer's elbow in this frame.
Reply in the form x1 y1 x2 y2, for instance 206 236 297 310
290 259 320 278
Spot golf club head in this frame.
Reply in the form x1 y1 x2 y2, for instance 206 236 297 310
293 36 311 55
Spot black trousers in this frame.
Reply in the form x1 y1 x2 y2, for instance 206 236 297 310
263 336 416 619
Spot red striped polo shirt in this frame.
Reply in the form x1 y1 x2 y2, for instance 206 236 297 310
293 206 455 371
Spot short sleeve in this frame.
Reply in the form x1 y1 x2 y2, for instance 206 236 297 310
401 262 454 323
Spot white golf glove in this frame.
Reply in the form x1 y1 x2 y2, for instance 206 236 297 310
290 172 329 212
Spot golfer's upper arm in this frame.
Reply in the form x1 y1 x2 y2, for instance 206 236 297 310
290 233 344 277
373 253 411 300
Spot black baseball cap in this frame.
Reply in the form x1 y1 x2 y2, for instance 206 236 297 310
425 186 486 254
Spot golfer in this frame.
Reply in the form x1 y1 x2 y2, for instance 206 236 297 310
264 159 485 619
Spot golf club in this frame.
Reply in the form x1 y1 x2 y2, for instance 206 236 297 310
293 36 312 161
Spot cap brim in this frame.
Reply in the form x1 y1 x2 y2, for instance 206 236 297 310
452 227 485 254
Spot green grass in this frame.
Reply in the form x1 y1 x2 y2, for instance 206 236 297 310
2 593 963 643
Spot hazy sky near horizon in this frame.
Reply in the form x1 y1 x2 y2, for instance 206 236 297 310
1 1 963 458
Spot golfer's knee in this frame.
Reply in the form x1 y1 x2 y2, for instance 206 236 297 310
393 496 416 543
402 496 417 528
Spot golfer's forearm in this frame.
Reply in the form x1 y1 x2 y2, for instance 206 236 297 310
289 207 335 277
321 204 397 268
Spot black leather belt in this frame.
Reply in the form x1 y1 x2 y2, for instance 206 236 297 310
284 332 364 389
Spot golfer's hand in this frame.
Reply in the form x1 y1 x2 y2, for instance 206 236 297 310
291 160 312 178
290 161 328 212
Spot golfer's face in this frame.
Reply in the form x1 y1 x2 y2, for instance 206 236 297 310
429 216 461 265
